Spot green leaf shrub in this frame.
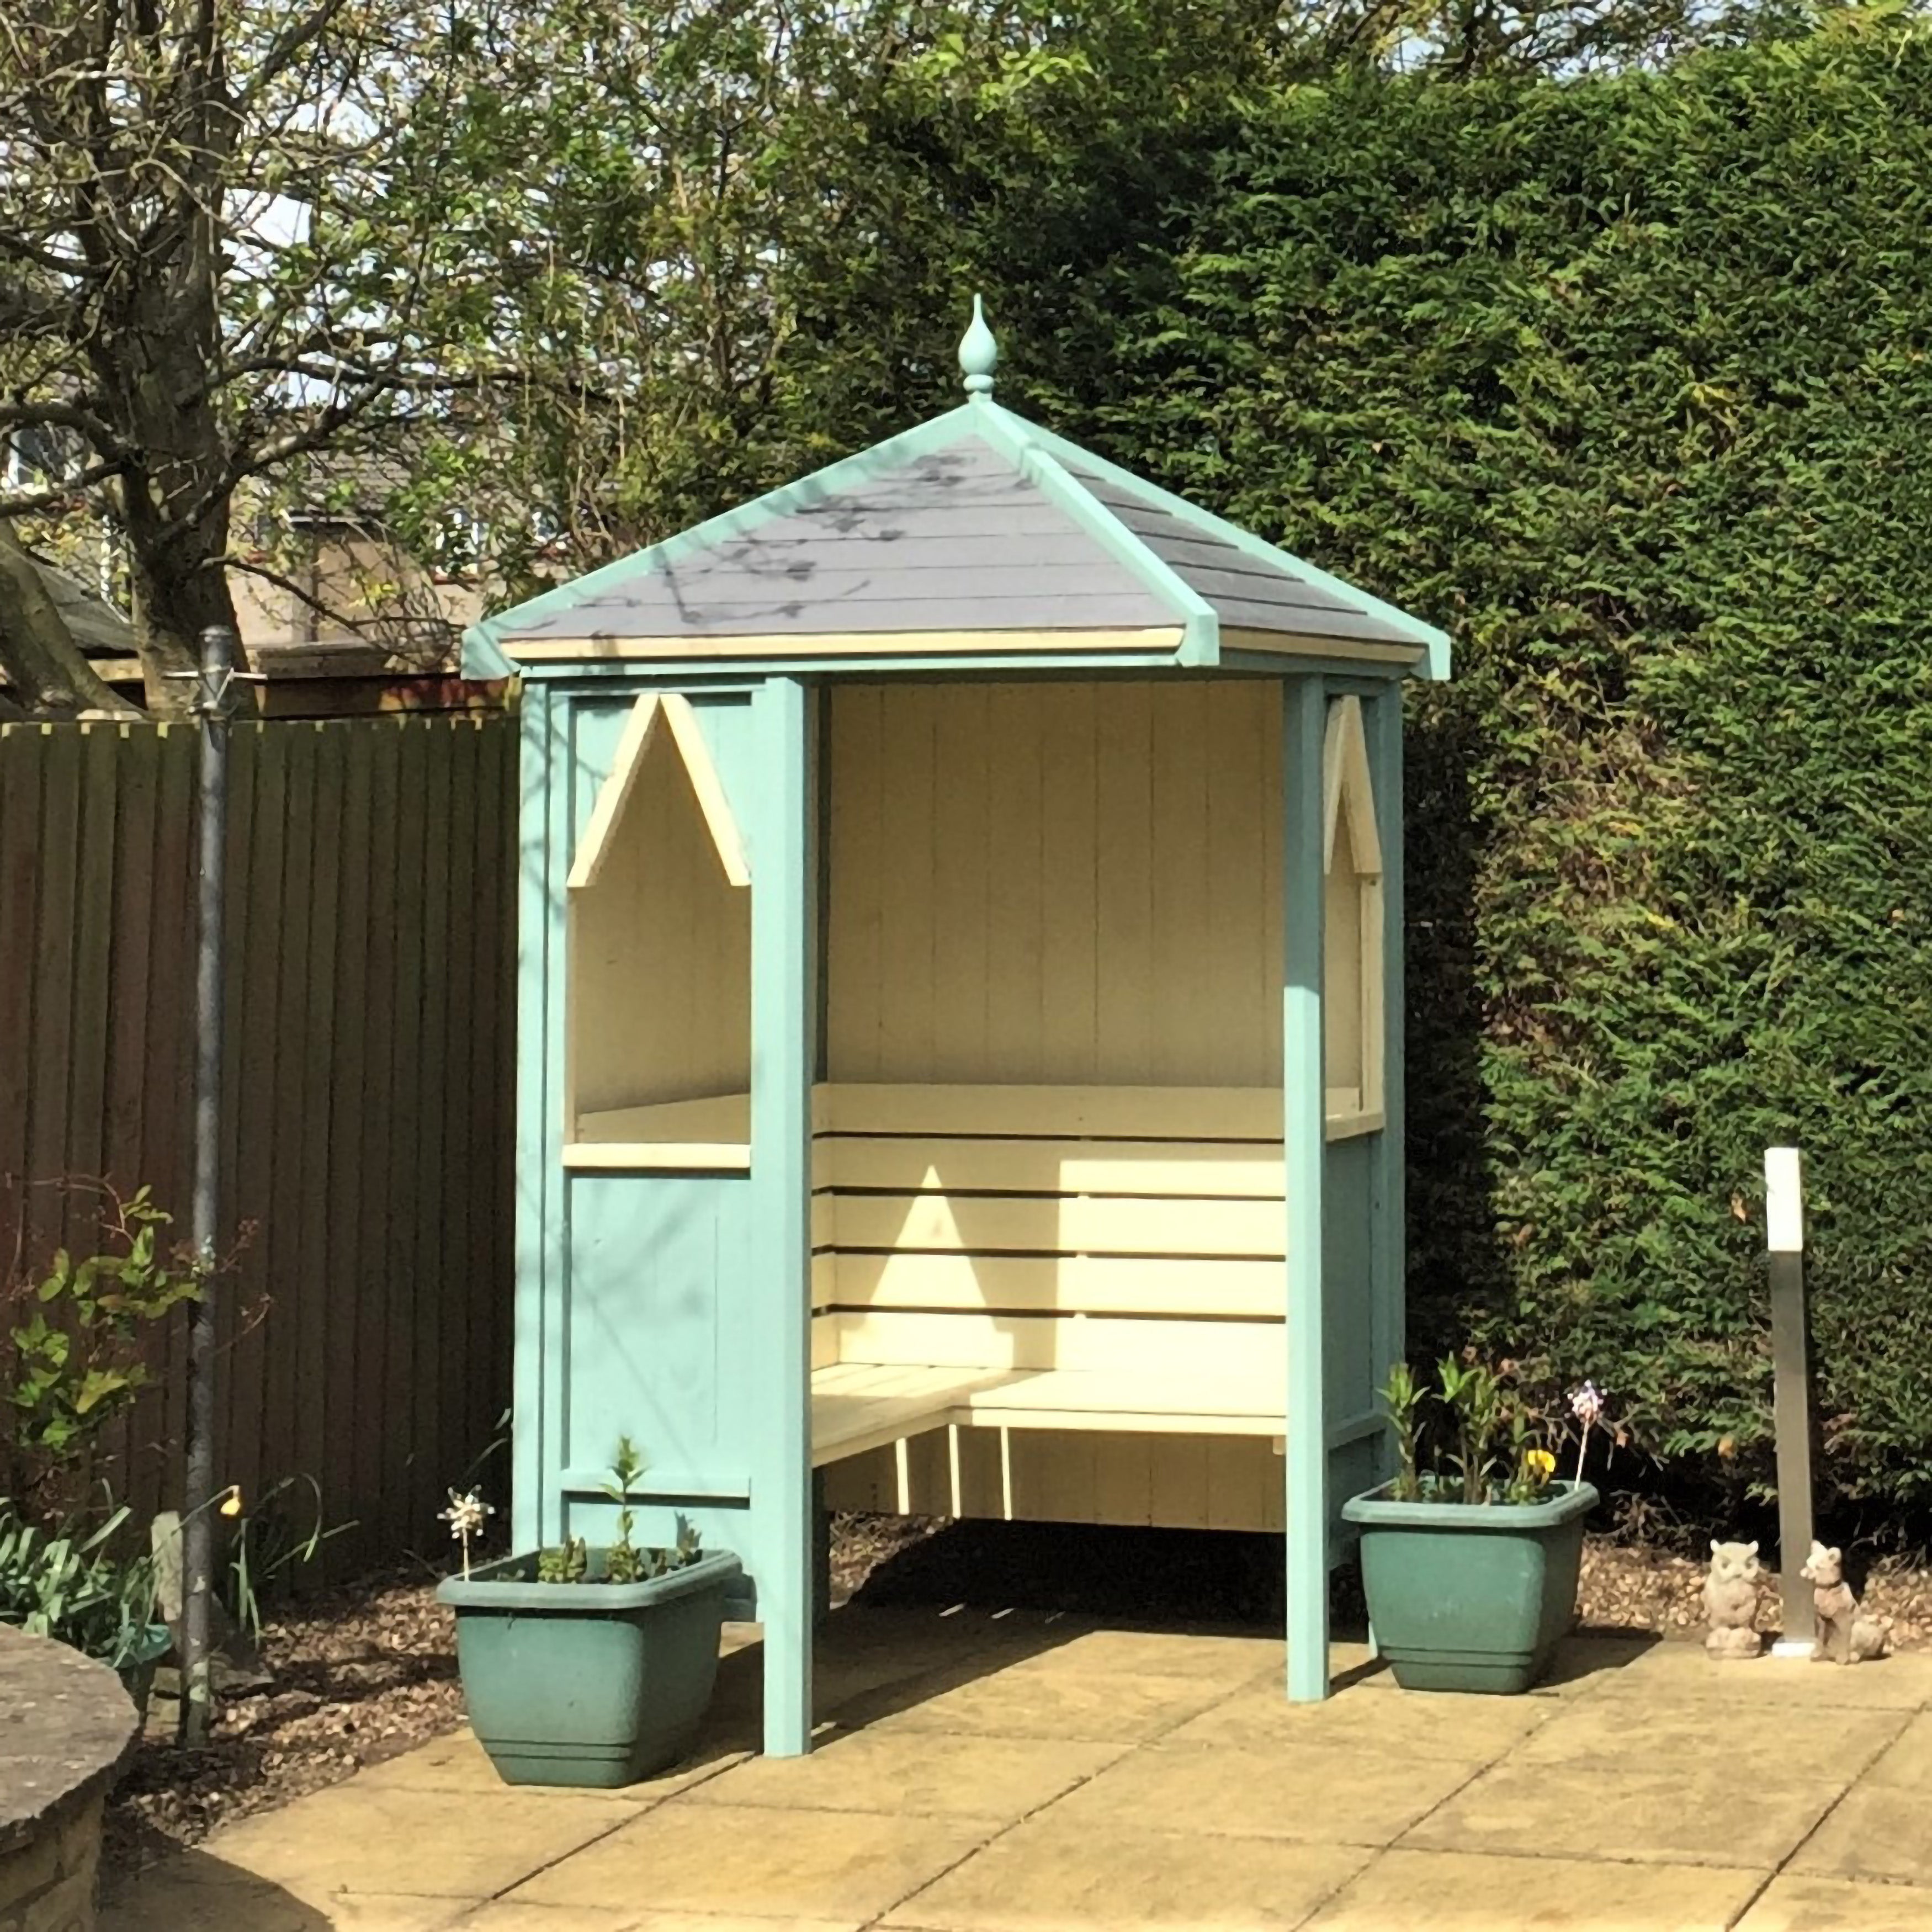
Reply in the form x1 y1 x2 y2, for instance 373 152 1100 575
1047 29 1932 1520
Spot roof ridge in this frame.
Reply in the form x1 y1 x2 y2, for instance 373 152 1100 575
997 415 1450 679
970 405 1213 660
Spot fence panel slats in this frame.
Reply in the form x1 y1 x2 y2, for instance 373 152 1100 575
27 728 81 1262
0 714 516 1565
0 735 43 1238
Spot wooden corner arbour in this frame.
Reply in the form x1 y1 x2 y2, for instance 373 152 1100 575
469 306 1451 1757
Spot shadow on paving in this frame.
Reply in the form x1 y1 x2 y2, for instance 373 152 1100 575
839 1512 1366 1627
100 1844 332 1931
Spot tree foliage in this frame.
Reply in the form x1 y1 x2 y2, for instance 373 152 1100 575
0 0 520 706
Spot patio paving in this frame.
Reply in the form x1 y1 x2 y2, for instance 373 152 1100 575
102 1610 1932 1931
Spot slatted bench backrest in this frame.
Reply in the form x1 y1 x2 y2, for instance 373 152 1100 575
810 1084 1287 1386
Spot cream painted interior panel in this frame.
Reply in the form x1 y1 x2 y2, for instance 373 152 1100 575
569 715 750 1120
826 681 1284 1086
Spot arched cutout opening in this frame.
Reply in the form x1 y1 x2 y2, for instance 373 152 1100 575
1323 695 1384 1129
566 693 752 1164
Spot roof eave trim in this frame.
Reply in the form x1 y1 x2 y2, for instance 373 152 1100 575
496 624 1188 666
461 620 516 681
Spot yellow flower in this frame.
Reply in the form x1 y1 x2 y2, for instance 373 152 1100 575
219 1487 243 1517
1524 1450 1557 1480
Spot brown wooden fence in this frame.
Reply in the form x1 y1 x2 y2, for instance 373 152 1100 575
0 714 516 1572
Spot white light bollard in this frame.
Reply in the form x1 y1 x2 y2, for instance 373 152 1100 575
1765 1148 1816 1659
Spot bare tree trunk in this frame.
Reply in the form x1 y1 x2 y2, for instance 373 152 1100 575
123 502 240 716
0 517 137 715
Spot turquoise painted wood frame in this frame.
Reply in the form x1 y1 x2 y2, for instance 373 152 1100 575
508 662 1417 1750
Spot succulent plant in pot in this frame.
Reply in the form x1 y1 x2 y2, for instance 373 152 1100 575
1341 1358 1604 1694
436 1436 741 1788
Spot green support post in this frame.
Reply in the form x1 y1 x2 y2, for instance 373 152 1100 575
750 676 816 1755
1283 676 1330 1702
1367 685 1405 1476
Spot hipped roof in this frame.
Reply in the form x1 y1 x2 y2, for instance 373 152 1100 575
465 398 1449 681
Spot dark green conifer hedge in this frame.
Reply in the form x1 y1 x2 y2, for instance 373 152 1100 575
980 31 1932 1518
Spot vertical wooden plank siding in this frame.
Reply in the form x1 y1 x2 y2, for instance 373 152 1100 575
1367 686 1406 1478
328 721 376 1557
27 728 81 1261
1282 677 1330 1702
0 716 516 1563
825 681 1287 1087
749 677 816 1756
66 729 119 1200
0 737 44 1219
355 721 404 1558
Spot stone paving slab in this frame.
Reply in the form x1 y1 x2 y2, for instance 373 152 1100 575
1790 1784 1932 1887
106 1860 477 1931
456 1909 864 1932
682 1726 1124 1820
847 1660 1230 1742
881 1815 1372 1930
1038 1739 1477 1848
500 1801 991 1923
1735 1874 1932 1931
1508 1696 1912 1784
1587 1644 1932 1709
1298 1848 1768 1931
1863 1711 1932 1792
1404 1759 1847 1870
205 1780 643 1901
349 1728 745 1804
1158 1672 1558 1761
986 1627 1283 1684
101 1623 1932 1932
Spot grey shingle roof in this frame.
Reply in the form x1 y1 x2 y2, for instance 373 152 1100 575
470 397 1450 678
498 429 1170 644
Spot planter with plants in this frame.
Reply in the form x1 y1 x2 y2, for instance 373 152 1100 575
1341 1361 1606 1694
436 1437 741 1787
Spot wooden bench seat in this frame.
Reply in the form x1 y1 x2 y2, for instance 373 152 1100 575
808 1084 1302 1499
810 1361 1285 1469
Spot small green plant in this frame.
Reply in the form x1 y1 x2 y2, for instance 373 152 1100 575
1382 1362 1425 1501
536 1536 587 1584
1377 1357 1586 1506
521 1435 703 1585
221 1474 357 1642
6 1187 205 1516
0 1500 160 1670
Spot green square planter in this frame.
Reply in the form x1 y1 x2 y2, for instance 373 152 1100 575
437 1548 741 1787
1340 1480 1597 1694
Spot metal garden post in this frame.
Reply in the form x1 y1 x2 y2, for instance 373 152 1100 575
181 622 235 1747
1765 1147 1816 1655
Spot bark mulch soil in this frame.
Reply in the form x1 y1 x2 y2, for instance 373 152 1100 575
104 1517 1932 1886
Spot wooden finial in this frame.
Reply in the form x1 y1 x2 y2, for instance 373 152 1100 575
959 294 997 397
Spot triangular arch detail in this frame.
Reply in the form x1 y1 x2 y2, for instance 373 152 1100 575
1322 695 1381 878
567 693 750 892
